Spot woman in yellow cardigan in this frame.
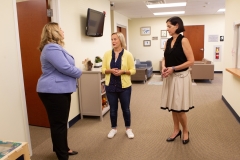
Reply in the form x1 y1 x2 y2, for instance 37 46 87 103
101 32 136 139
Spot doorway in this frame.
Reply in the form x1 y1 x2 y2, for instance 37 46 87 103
117 26 127 49
183 25 204 61
16 0 51 127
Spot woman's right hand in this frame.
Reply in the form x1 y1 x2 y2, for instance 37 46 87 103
111 68 120 76
162 67 168 78
162 67 174 78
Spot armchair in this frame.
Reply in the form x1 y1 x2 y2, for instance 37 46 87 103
135 59 153 79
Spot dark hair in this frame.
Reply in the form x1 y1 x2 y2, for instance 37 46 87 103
166 16 185 34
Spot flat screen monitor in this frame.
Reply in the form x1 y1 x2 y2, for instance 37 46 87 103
85 8 105 37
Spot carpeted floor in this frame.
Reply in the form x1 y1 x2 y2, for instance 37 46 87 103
29 73 240 160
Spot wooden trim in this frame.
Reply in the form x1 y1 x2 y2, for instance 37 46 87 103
226 68 240 78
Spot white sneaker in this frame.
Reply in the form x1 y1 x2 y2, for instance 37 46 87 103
108 129 117 138
126 129 134 139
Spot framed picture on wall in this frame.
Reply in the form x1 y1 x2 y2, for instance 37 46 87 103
161 30 167 37
220 36 224 41
143 40 151 46
140 27 151 36
160 38 167 49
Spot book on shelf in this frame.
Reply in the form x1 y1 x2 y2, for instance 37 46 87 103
101 82 105 93
102 95 108 110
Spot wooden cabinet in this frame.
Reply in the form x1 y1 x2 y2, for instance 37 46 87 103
78 68 110 121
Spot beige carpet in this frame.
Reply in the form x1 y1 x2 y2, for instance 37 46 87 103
147 74 163 85
30 74 240 160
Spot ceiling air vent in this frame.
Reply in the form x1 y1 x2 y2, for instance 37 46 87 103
145 0 166 5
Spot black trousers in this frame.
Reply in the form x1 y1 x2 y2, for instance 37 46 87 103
38 93 71 160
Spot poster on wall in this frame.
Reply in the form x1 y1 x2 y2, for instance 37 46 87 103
208 35 218 42
220 36 224 41
213 45 222 62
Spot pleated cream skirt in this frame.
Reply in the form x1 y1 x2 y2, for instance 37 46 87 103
160 69 194 112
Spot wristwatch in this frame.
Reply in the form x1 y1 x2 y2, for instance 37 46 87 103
172 66 176 72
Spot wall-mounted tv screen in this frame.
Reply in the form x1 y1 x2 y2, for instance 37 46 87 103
85 8 105 37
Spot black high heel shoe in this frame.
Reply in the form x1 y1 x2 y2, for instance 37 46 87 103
182 132 190 144
166 130 181 142
68 150 78 155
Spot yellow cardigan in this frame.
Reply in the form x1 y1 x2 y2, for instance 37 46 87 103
101 49 136 88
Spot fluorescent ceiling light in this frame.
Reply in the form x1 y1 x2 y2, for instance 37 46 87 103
154 11 185 16
147 2 186 8
217 8 225 12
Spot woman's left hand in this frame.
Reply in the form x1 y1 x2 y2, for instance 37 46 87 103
162 67 174 78
112 69 122 76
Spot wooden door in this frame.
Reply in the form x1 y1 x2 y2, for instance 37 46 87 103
17 0 51 127
183 25 204 61
117 26 127 49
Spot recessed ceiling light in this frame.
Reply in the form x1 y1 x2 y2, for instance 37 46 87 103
217 8 225 12
147 2 187 8
153 11 185 15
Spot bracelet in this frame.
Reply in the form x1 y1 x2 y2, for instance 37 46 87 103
172 66 175 72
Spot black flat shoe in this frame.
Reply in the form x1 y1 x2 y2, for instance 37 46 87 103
68 151 78 155
182 132 190 144
166 130 181 142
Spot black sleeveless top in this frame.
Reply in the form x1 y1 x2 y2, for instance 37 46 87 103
164 34 188 72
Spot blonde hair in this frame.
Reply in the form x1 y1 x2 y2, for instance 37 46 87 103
38 22 64 51
112 32 127 49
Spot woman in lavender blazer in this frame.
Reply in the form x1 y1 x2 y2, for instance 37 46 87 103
37 22 82 160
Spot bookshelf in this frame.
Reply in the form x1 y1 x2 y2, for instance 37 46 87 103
78 68 110 121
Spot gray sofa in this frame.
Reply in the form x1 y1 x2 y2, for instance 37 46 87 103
135 59 153 79
131 59 153 82
131 68 147 83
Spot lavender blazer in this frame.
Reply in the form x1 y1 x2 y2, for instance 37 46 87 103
37 43 82 93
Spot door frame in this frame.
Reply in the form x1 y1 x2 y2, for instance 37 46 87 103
48 0 61 24
13 0 61 155
116 23 128 49
12 0 32 155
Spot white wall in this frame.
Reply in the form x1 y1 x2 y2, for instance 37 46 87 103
222 0 240 117
59 0 112 121
0 0 32 155
128 15 225 71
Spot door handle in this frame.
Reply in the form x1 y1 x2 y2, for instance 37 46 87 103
200 48 204 51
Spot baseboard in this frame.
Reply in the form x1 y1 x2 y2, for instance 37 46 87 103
153 71 160 73
222 96 240 123
68 114 81 127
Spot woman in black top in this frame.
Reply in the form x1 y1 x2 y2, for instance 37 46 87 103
160 16 194 144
